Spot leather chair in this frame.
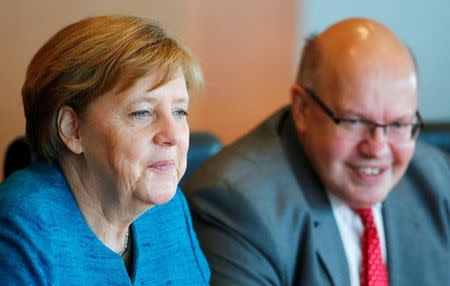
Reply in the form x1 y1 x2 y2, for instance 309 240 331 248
419 123 450 154
180 132 223 187
3 132 223 183
3 136 32 179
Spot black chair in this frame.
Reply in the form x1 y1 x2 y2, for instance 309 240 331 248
180 132 223 187
3 136 32 179
3 132 223 183
419 123 450 154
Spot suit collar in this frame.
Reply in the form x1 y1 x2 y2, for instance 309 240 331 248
280 112 350 286
383 179 425 285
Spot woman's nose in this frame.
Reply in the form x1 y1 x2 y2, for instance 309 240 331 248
153 115 178 147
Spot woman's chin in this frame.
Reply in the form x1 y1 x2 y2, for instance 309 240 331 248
134 182 178 206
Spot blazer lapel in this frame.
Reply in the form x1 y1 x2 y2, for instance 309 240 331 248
281 115 350 286
311 204 351 286
383 179 425 286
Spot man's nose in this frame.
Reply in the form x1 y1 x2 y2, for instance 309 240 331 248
359 125 389 157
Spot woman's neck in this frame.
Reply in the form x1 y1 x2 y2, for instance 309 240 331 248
59 155 132 254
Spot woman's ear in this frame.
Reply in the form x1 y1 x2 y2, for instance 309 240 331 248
290 84 308 132
57 105 83 154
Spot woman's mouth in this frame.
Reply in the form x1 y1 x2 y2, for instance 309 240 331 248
148 160 176 172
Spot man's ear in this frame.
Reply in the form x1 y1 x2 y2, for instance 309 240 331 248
290 84 308 131
57 105 83 154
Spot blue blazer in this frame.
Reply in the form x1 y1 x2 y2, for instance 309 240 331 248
0 161 210 285
186 106 450 286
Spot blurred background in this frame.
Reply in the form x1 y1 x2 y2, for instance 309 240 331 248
1 0 449 179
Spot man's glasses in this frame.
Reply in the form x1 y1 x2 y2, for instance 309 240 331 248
303 87 424 143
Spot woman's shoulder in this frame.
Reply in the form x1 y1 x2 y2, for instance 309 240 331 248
0 161 71 222
0 162 84 284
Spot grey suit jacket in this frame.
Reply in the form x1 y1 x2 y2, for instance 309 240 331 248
186 106 450 286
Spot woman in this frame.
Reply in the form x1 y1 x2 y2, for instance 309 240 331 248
0 16 210 285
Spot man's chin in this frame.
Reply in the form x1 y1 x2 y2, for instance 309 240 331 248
348 187 391 207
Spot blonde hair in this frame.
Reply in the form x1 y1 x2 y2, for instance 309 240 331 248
22 15 202 163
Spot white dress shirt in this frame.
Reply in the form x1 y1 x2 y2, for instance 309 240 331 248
327 192 387 286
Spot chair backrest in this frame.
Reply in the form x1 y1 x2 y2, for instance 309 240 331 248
180 132 223 187
3 136 33 179
418 123 450 154
3 132 223 184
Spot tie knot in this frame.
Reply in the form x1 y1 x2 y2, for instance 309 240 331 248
353 208 375 227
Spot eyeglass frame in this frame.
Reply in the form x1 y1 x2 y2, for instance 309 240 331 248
302 87 424 141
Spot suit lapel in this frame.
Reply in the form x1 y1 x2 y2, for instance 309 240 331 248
281 115 350 286
311 202 351 286
383 179 425 286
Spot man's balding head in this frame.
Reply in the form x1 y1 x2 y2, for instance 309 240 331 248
297 18 417 95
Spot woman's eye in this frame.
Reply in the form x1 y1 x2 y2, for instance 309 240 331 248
130 110 152 118
173 109 188 118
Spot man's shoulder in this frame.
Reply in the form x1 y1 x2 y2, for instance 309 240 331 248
409 142 449 178
403 142 450 197
187 106 291 189
185 105 311 223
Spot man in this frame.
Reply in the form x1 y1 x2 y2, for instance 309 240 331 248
186 18 450 285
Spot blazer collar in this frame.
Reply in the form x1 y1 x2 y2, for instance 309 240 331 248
383 179 425 285
280 113 350 286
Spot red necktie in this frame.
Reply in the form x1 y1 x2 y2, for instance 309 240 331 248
354 208 389 286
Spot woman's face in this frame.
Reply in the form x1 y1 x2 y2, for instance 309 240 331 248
79 71 189 206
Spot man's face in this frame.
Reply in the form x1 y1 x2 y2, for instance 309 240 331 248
293 53 418 208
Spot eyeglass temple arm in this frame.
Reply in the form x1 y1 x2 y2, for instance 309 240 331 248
304 88 341 123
